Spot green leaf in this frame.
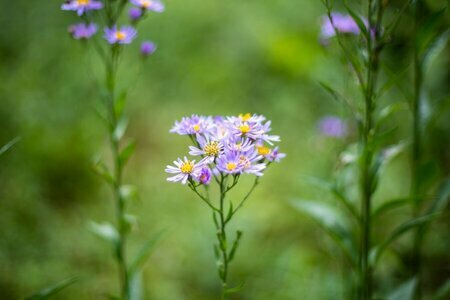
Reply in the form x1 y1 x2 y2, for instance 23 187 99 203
113 117 129 141
343 2 369 39
300 175 359 222
369 214 438 266
225 281 245 295
88 221 119 246
432 279 450 300
228 230 243 262
376 103 408 129
92 159 115 185
128 230 165 276
119 140 137 167
427 177 450 214
422 29 450 73
25 277 78 300
387 277 417 300
120 185 139 202
0 136 20 156
318 81 355 115
290 199 357 266
417 9 446 54
114 90 128 119
372 198 409 220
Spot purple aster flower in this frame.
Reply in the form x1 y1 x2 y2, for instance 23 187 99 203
129 7 142 21
141 41 157 56
130 0 165 13
61 0 103 16
196 167 212 185
266 146 286 163
228 113 266 124
165 157 203 184
228 120 263 140
216 151 244 175
104 25 137 45
258 120 281 145
320 12 365 39
225 137 255 153
238 150 266 176
68 23 97 39
189 135 224 163
318 116 348 138
170 115 215 136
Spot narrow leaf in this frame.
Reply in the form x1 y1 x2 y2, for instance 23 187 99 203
318 81 355 114
0 137 20 156
120 185 139 202
25 277 78 300
228 230 243 262
114 90 128 119
119 140 137 167
225 281 245 295
370 214 438 266
113 117 129 141
387 277 417 300
427 177 450 214
422 29 450 73
129 230 165 276
88 221 119 246
372 198 409 219
92 160 115 185
343 2 369 39
432 278 450 300
290 199 357 266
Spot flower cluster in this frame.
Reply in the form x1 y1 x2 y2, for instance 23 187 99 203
166 114 285 184
61 0 164 55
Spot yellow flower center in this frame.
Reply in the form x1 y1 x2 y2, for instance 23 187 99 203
239 124 250 134
239 113 252 121
180 161 194 174
256 145 271 156
141 0 152 8
77 0 90 5
204 141 220 156
193 124 201 132
226 163 237 171
115 31 126 41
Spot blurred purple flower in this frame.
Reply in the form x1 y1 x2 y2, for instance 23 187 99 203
129 7 142 21
141 41 157 56
318 116 348 138
104 25 137 45
130 0 165 13
216 151 243 175
267 146 286 162
68 23 97 39
320 12 365 39
61 0 103 16
196 167 212 185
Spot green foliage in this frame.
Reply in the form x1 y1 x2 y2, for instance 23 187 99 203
25 277 78 300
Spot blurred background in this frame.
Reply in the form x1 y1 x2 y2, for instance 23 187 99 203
0 0 448 299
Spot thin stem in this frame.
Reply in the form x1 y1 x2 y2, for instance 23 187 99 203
359 1 383 299
218 175 230 299
412 1 424 299
106 45 130 300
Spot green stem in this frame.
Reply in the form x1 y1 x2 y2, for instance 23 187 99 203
106 45 129 300
412 1 424 299
218 175 229 300
359 1 383 299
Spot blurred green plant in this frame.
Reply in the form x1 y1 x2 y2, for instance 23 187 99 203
292 0 447 299
60 1 163 299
